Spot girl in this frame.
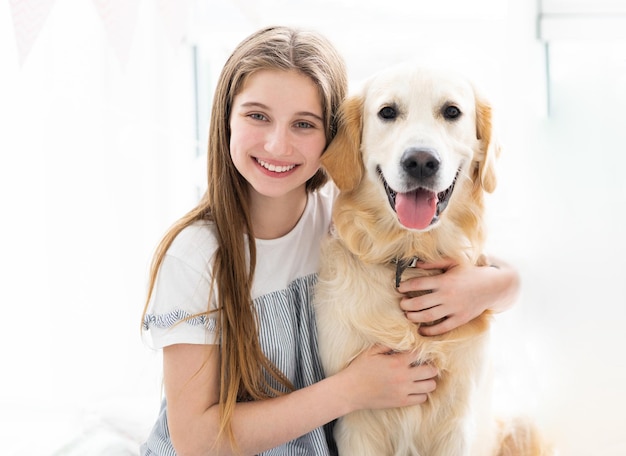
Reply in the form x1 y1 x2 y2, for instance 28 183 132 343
141 26 519 456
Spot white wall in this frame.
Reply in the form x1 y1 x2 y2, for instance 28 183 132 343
492 37 626 454
0 0 197 452
1 0 624 454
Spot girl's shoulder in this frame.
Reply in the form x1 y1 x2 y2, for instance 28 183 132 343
166 219 218 271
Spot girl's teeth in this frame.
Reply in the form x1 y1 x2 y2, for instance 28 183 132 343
257 158 296 173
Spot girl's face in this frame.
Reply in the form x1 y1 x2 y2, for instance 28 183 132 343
229 69 326 201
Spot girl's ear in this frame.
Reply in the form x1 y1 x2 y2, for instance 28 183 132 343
321 95 365 192
474 94 499 194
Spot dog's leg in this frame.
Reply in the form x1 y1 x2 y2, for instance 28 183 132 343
335 421 389 455
415 331 495 456
335 410 402 456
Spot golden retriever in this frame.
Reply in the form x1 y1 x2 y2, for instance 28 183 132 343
314 64 550 455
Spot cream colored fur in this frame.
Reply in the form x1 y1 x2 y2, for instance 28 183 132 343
314 64 550 455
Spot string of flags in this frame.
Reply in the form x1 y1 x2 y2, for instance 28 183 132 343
8 0 193 66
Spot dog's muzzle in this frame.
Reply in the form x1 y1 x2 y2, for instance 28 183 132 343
377 165 459 230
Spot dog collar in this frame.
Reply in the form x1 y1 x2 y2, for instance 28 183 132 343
393 257 420 288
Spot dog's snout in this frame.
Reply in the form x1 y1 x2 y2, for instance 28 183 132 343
401 148 440 179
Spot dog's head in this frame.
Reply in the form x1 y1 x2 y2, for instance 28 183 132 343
323 64 498 234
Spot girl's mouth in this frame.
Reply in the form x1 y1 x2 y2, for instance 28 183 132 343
256 158 297 173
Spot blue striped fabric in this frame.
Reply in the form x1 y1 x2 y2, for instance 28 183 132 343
140 274 337 456
142 308 216 332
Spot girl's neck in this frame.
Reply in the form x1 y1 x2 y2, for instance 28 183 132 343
249 187 308 240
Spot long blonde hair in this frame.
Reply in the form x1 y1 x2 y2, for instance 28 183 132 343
142 25 347 444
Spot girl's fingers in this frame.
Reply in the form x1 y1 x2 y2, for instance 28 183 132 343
400 293 439 312
414 258 457 270
418 318 455 337
397 275 437 293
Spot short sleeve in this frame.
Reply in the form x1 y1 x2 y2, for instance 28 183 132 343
142 225 219 349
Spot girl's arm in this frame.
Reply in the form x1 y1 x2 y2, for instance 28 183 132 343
397 256 520 337
164 342 438 456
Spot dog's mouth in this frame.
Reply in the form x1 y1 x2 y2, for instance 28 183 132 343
378 166 459 230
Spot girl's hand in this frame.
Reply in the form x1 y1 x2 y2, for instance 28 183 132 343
397 257 520 337
338 345 438 411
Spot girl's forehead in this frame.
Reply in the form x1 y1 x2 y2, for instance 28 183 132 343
234 69 323 113
241 68 311 88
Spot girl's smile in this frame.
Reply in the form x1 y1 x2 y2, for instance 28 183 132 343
254 157 298 174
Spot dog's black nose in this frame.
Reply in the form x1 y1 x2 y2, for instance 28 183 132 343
401 148 440 179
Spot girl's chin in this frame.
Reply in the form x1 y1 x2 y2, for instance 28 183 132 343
249 180 309 200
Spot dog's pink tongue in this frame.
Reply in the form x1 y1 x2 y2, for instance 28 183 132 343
395 189 438 230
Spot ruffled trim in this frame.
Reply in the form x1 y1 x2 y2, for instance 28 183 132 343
142 308 216 332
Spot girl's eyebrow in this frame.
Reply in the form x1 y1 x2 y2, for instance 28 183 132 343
240 101 268 110
240 101 323 122
298 111 324 123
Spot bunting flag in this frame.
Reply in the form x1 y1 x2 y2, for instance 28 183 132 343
157 0 193 48
8 0 192 67
8 0 57 65
92 0 141 66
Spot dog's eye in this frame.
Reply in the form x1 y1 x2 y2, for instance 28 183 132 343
378 106 397 120
443 105 461 120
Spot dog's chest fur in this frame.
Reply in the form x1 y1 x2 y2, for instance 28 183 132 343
315 231 494 455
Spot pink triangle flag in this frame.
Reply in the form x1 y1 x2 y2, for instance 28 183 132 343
157 0 192 48
8 0 57 65
92 0 140 66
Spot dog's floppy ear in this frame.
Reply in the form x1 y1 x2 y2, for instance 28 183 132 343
474 95 499 193
321 95 365 192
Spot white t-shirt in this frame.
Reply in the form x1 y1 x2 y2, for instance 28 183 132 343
141 183 338 456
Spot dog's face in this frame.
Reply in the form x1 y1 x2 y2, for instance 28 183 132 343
363 67 481 231
323 64 497 233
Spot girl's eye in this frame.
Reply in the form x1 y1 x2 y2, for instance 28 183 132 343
249 113 267 121
295 121 314 129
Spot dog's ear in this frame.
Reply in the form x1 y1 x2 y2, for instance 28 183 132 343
321 95 365 192
474 95 499 193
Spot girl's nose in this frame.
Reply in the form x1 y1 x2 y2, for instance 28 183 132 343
265 125 292 156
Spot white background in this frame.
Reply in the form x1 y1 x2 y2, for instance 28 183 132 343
1 0 625 454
